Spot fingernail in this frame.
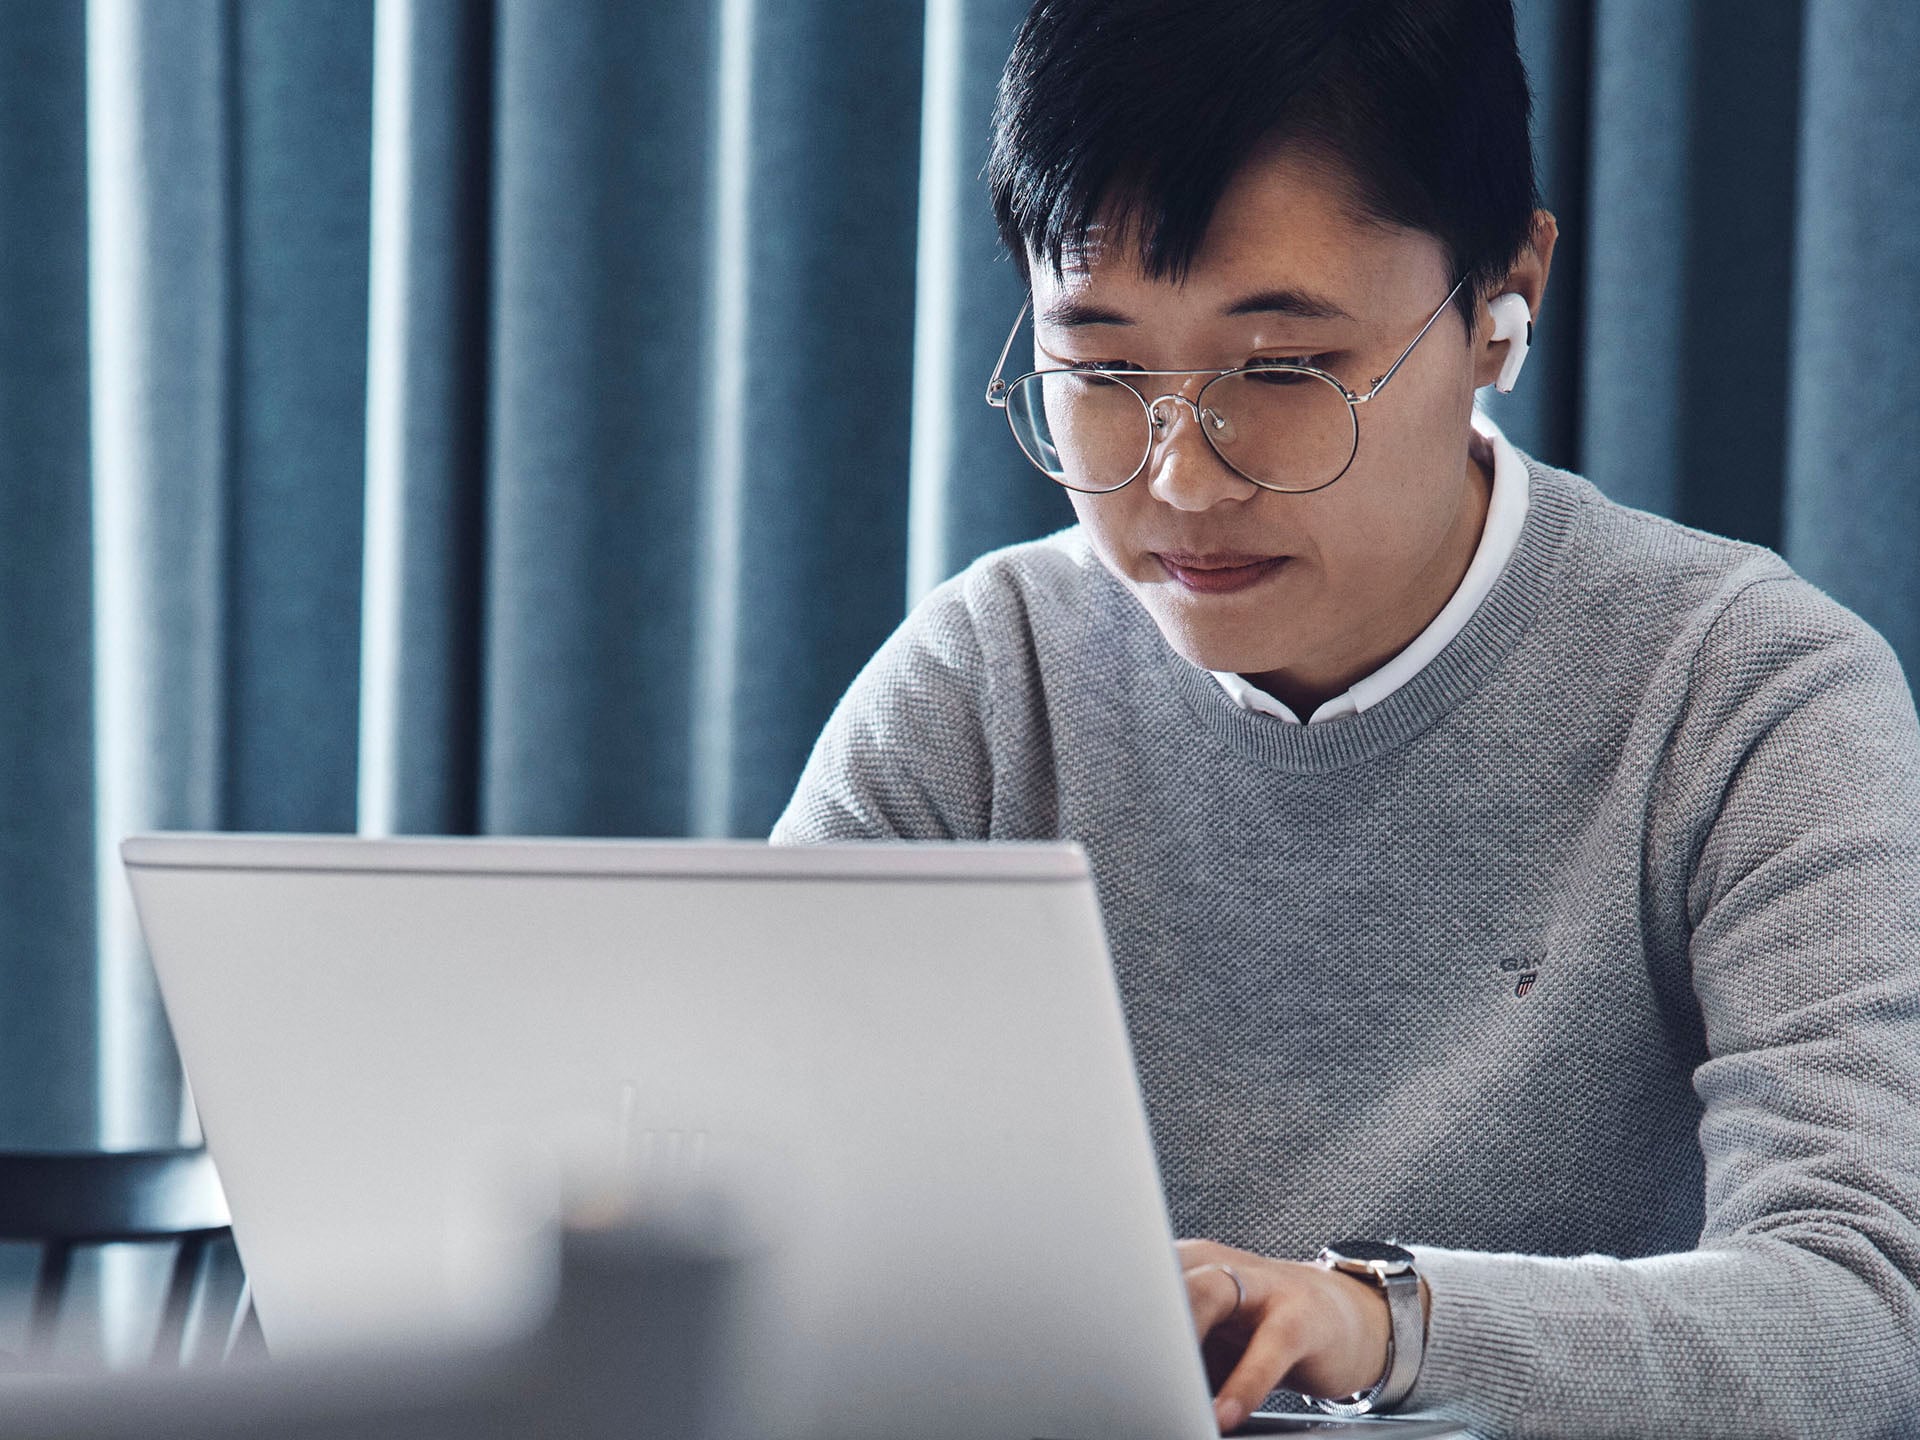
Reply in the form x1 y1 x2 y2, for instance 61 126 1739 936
1214 1398 1245 1433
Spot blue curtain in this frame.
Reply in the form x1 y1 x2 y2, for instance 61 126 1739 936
0 0 1915 1153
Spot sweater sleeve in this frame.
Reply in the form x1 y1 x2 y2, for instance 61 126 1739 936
1402 576 1920 1438
769 571 996 842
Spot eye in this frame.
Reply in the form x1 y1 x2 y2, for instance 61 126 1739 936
1059 358 1151 395
1238 355 1330 387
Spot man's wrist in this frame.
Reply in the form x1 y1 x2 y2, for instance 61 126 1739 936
1306 1241 1425 1415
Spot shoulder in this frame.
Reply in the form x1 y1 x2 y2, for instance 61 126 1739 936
1521 458 1900 691
1536 459 1791 618
930 524 1116 635
1530 459 1920 858
770 527 1109 842
898 524 1138 685
1679 561 1915 775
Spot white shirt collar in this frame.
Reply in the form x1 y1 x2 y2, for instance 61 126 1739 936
1210 409 1530 725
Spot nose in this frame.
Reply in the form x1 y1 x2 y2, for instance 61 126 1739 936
1144 390 1256 512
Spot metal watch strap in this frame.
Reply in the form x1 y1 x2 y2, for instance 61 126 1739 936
1308 1244 1424 1416
1373 1266 1424 1409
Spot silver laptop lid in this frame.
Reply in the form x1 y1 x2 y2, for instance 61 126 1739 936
122 834 1217 1440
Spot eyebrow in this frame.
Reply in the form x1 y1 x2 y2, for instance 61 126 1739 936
1037 297 1138 328
1037 286 1354 329
1222 288 1354 322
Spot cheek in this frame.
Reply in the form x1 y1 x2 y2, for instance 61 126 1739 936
1329 373 1475 544
1302 475 1416 560
1068 491 1150 579
1296 459 1460 599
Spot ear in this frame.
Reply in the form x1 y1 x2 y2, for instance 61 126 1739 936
1472 210 1559 392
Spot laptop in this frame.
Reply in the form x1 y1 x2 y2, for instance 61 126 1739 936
122 834 1467 1440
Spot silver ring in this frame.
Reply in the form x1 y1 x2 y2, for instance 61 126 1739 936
1208 1262 1246 1320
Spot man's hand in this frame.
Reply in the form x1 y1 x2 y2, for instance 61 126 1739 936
1177 1238 1409 1433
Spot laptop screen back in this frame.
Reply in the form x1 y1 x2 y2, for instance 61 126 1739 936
122 835 1218 1440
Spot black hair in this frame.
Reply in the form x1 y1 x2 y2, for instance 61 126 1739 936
987 0 1540 335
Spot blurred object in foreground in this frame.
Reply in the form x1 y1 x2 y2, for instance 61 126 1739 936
0 1199 741 1440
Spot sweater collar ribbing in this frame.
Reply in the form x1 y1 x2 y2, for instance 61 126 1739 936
1157 454 1589 774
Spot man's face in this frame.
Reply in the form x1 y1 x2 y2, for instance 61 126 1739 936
1028 146 1495 692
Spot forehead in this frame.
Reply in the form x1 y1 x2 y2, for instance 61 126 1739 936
1032 144 1448 320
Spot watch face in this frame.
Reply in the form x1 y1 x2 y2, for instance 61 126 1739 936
1325 1239 1415 1270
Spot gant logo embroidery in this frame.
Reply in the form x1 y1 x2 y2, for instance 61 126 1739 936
1498 955 1543 998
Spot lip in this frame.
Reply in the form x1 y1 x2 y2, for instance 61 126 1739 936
1153 550 1289 595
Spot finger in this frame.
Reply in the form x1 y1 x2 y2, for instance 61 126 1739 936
1175 1237 1226 1266
1213 1309 1305 1434
1182 1262 1245 1339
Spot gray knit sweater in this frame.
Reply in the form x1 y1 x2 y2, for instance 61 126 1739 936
771 457 1920 1439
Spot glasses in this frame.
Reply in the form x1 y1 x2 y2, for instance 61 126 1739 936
983 278 1466 495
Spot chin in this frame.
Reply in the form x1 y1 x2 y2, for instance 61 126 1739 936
1137 593 1287 676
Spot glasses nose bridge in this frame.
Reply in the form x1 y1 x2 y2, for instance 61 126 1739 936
1147 385 1235 470
1142 386 1246 508
1146 388 1213 436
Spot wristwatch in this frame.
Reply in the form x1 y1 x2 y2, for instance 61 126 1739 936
1304 1240 1424 1416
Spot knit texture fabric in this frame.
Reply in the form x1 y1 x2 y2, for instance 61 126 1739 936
771 457 1920 1439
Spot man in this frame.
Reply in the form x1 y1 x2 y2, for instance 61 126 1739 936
774 2 1920 1434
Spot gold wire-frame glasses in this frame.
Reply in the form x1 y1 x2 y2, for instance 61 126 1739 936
983 277 1467 495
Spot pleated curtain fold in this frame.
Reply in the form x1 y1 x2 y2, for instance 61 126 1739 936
0 0 1914 1148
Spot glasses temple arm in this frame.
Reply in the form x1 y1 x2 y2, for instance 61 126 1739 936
984 298 1031 405
1356 277 1469 402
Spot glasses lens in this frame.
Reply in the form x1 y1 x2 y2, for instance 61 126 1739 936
1006 372 1150 493
1200 367 1358 492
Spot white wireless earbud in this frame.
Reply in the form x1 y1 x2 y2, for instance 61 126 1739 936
1487 292 1533 394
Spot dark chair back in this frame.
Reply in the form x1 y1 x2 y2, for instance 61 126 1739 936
0 1149 246 1366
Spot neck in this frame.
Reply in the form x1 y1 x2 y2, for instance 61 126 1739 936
1242 441 1494 718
